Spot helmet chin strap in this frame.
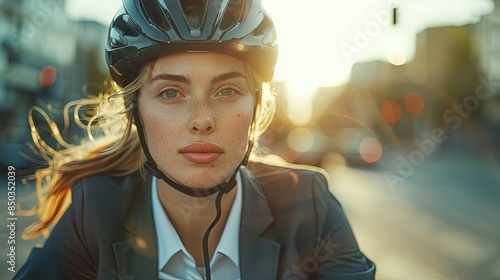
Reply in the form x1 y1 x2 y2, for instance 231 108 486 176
132 94 249 197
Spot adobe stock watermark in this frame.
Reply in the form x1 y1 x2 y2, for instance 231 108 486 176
340 2 397 65
5 0 64 53
384 76 494 191
282 234 340 279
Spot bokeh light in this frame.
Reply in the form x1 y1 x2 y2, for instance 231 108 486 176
387 50 407 66
135 236 148 250
359 136 383 163
380 100 402 124
405 92 425 115
287 127 315 153
39 66 57 87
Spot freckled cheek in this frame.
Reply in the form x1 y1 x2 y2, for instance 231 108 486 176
141 112 182 153
226 111 253 146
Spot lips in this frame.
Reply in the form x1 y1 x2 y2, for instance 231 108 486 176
179 142 223 164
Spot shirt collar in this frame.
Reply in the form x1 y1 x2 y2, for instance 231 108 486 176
151 177 187 269
151 172 243 271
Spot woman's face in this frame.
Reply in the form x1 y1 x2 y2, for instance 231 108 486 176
138 52 255 188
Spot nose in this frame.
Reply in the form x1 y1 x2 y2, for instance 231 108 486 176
189 104 215 134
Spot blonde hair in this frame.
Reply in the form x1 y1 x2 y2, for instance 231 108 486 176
22 59 275 239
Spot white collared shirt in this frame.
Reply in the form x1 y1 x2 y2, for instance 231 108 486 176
152 173 242 280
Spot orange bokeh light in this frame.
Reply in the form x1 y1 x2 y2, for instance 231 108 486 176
405 92 425 115
380 100 402 124
359 136 383 163
39 66 57 87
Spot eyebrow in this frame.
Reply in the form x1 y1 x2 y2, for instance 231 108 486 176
149 71 247 85
150 74 191 84
210 71 247 84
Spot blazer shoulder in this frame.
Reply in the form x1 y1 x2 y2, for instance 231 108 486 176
73 173 141 192
248 154 330 174
246 158 332 200
70 173 145 224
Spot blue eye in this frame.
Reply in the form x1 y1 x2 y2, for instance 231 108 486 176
159 89 180 99
219 88 239 97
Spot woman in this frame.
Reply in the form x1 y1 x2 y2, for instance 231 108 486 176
15 0 375 279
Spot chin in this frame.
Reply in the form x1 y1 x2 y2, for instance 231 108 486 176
173 169 225 187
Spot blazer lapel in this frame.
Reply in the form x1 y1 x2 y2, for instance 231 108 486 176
113 175 158 280
239 167 281 280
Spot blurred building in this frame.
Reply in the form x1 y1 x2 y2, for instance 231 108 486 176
477 0 500 86
0 0 107 169
474 0 500 150
346 25 480 142
264 3 500 167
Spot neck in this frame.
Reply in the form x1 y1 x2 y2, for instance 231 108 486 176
157 178 236 212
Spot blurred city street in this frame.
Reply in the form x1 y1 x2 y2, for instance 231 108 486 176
323 146 500 280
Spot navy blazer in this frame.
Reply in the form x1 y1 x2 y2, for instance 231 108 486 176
14 161 375 279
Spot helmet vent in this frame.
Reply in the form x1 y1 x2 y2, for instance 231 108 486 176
180 0 207 29
252 15 271 36
142 0 172 33
220 0 245 30
114 14 138 37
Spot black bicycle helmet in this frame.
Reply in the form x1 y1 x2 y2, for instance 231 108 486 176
105 0 278 87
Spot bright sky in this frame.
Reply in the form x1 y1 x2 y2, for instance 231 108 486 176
67 0 495 125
